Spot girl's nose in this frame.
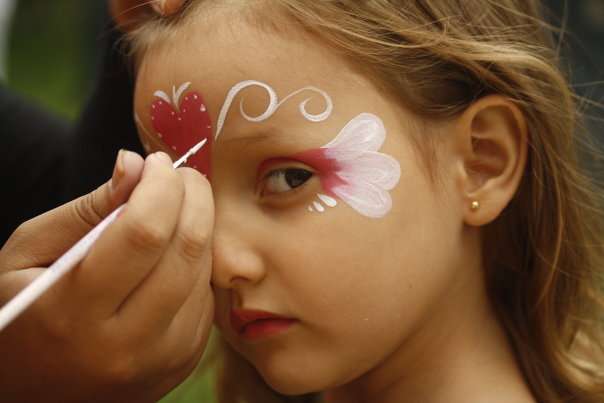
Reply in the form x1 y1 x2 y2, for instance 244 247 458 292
211 229 266 290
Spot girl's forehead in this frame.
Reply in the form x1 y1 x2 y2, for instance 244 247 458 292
134 38 383 150
136 14 358 105
132 17 405 174
135 73 385 156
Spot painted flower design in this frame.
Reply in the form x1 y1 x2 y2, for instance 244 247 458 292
295 113 401 218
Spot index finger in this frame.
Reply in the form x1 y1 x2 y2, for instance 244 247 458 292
68 153 184 318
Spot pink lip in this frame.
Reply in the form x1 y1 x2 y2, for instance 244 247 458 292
230 309 298 341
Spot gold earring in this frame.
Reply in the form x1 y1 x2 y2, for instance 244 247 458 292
470 200 480 211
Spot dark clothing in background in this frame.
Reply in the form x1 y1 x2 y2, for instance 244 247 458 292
0 25 143 245
67 27 143 198
0 85 69 243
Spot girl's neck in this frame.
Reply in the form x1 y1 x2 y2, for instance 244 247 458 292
323 237 536 403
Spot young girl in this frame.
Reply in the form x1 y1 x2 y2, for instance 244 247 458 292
126 1 604 402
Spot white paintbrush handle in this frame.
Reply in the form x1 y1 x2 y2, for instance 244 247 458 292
0 138 207 332
0 205 123 332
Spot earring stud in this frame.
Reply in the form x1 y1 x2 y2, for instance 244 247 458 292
470 200 480 211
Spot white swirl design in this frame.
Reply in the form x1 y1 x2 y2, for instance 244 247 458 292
215 79 333 140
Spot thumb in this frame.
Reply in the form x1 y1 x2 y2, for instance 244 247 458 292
1 150 144 270
71 149 145 230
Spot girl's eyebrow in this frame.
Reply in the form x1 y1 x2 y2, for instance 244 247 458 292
219 126 318 149
220 132 274 146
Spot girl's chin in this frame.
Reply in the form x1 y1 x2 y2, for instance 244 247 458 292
253 360 334 397
262 374 321 396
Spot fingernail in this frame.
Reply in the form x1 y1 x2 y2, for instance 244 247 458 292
154 151 173 165
111 150 125 192
122 150 140 172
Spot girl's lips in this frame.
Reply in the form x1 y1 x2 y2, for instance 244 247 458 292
240 318 298 340
230 309 298 340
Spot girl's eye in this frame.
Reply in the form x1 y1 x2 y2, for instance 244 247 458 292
263 168 313 195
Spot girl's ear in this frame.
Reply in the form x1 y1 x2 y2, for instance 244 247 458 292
452 95 528 226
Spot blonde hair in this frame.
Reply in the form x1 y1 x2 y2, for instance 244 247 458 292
127 1 604 402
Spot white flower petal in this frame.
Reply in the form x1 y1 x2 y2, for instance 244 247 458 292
338 152 401 190
323 113 385 160
332 182 393 218
317 194 337 207
313 201 325 212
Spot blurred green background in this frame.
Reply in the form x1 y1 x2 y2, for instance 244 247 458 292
1 0 602 402
3 0 105 120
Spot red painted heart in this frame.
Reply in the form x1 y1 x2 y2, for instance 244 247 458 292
150 83 213 177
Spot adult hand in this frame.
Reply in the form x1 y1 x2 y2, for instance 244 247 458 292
0 150 215 403
110 0 187 31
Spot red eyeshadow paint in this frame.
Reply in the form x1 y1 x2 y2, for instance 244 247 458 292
151 90 213 178
259 148 348 198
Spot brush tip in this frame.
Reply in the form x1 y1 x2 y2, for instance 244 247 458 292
191 138 208 154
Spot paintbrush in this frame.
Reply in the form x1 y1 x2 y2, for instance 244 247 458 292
0 138 208 332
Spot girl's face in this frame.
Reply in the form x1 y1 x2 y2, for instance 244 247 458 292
134 10 471 396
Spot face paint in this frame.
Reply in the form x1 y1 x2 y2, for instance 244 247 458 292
141 80 398 218
149 82 213 177
292 113 401 218
215 80 333 140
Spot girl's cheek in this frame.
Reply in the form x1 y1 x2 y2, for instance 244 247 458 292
138 132 154 155
134 111 165 155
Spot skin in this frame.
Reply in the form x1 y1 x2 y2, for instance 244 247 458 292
0 150 215 402
134 5 535 403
